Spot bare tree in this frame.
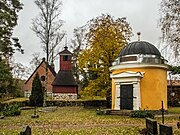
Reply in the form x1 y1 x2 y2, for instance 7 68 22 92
32 0 65 64
159 0 180 62
70 27 86 89
11 62 29 80
32 0 65 105
29 52 42 72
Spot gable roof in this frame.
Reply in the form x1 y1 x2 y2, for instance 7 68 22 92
25 60 56 84
48 64 56 76
59 46 72 55
52 70 77 86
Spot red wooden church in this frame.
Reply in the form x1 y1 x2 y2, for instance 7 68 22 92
52 46 78 100
24 46 78 100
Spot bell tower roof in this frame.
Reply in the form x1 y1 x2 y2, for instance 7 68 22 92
59 46 72 55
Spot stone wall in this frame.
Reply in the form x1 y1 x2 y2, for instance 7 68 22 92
53 93 77 100
24 91 52 98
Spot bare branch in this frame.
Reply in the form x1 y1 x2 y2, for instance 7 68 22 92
32 0 64 63
159 0 180 60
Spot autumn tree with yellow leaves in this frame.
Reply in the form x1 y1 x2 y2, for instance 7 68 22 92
78 14 132 107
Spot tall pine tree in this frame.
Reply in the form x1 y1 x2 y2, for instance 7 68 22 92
29 73 44 106
0 0 23 98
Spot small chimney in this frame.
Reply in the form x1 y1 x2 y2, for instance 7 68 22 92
137 32 141 41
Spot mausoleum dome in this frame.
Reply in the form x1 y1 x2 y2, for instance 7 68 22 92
112 41 167 66
119 41 161 57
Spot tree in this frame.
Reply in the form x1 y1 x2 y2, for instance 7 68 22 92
0 0 23 99
11 60 29 80
10 60 29 97
169 65 180 75
0 60 27 98
159 0 180 61
29 52 42 72
70 27 88 89
29 73 44 106
32 0 65 64
0 60 12 98
78 14 132 107
0 0 23 59
32 0 65 106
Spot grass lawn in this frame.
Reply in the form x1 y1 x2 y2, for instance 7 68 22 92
1 98 28 103
168 107 180 114
0 106 180 135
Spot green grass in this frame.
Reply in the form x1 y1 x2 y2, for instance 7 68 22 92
168 107 180 114
1 98 28 104
0 107 180 135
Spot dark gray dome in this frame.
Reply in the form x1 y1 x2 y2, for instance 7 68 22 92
119 41 161 57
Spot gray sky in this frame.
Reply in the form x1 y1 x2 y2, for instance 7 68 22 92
14 0 165 71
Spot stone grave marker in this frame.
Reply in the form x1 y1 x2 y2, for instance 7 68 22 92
20 125 31 135
159 124 172 135
146 118 158 135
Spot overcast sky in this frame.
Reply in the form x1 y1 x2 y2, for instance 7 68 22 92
14 0 166 71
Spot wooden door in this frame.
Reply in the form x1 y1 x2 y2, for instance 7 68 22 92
120 84 133 110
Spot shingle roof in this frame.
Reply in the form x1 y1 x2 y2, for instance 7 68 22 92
119 41 161 57
52 70 77 86
48 64 56 77
59 47 72 55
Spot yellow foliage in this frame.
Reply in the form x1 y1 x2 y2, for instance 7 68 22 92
78 14 132 98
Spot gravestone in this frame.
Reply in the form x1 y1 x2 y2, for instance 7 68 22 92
146 118 158 135
159 124 172 135
20 126 31 135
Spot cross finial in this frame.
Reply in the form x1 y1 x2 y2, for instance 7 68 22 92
65 36 67 47
64 35 68 50
137 32 141 41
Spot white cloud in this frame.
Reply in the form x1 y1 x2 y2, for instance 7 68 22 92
14 0 163 70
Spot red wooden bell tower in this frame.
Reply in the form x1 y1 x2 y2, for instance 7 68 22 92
52 46 78 100
59 46 72 70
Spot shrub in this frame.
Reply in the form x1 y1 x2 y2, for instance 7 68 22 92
1 99 29 110
129 110 154 119
3 104 21 116
96 108 106 115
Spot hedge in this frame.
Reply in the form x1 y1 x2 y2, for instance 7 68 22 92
129 110 155 118
0 98 28 110
0 99 107 109
45 99 107 108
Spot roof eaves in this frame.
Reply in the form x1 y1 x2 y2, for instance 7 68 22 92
25 61 56 84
